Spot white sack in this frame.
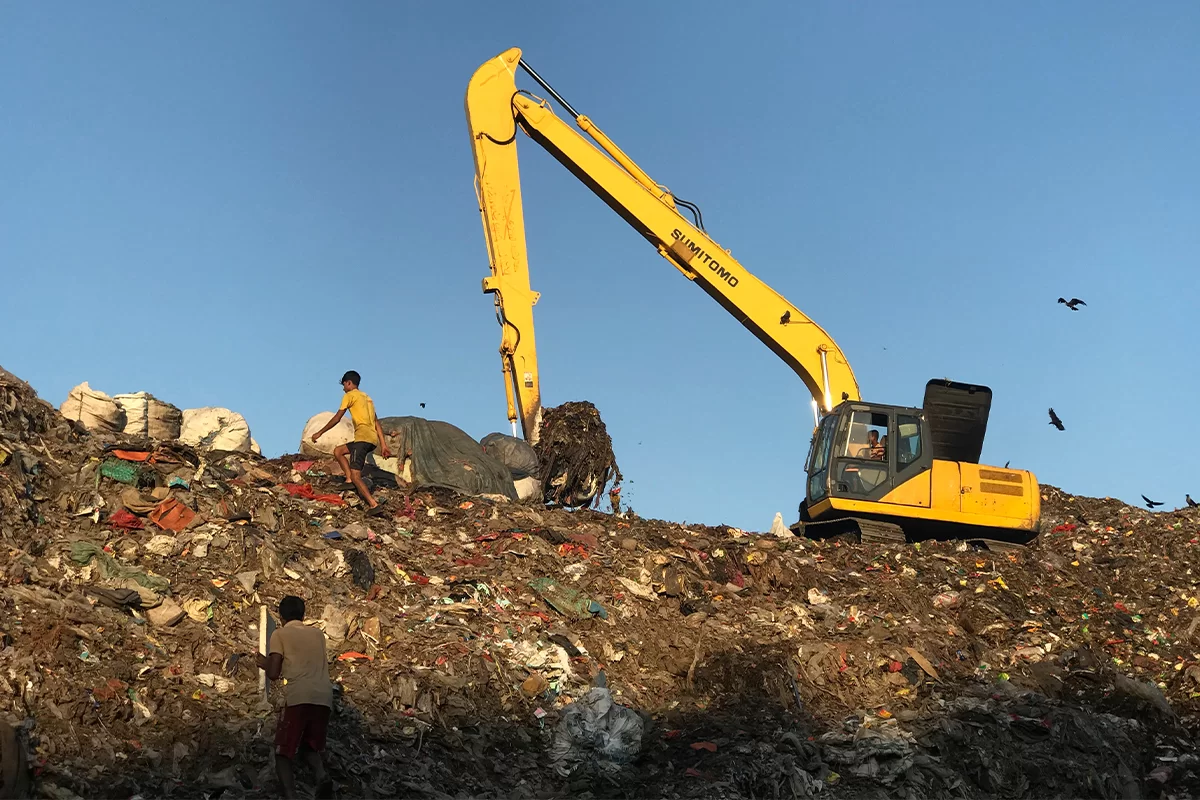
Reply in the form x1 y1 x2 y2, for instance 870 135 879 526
180 407 253 452
514 475 542 503
114 392 183 440
60 382 125 434
300 411 354 456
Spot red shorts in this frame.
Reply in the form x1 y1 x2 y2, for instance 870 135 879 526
274 704 331 758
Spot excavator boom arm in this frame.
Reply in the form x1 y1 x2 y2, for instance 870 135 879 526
467 48 860 439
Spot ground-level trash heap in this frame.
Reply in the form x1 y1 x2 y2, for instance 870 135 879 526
2 363 1200 799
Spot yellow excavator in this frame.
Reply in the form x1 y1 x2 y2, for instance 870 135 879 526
466 47 1041 545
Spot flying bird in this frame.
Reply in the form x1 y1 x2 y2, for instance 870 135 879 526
780 310 791 325
1142 495 1164 509
1187 494 1197 508
1004 461 1010 468
1048 408 1065 431
419 402 425 408
1057 297 1086 311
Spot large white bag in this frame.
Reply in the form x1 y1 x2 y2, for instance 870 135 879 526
60 382 126 434
514 475 542 503
300 411 354 456
180 407 253 452
114 392 183 440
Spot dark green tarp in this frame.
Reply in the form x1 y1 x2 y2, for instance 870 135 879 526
379 416 517 501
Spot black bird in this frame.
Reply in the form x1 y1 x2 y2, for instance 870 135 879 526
1004 461 1010 468
1057 297 1086 311
1048 408 1065 431
420 403 425 408
1142 495 1164 509
1187 494 1197 508
780 310 791 325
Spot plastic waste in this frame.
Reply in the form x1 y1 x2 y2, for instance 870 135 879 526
549 671 644 778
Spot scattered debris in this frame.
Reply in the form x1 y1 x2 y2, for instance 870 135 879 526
4 364 1200 799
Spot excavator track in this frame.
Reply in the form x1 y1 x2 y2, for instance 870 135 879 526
791 516 907 545
794 514 1037 548
849 518 907 545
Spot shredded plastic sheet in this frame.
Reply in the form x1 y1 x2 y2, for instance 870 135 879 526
284 482 346 505
70 540 171 593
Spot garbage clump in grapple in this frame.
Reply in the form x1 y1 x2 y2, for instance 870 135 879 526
534 401 622 509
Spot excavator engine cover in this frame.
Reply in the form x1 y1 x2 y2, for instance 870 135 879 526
922 380 991 465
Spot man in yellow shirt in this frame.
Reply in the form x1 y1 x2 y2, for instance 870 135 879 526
311 370 391 515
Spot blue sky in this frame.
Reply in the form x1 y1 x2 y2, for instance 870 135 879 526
2 3 1197 529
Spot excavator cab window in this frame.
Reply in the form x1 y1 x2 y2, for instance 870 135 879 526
833 409 891 496
806 414 838 502
896 414 923 467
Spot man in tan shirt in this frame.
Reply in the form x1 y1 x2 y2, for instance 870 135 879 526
257 596 334 799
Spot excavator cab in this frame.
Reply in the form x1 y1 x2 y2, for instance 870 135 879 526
804 402 928 505
796 381 1040 546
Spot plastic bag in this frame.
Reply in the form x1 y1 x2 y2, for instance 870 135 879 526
549 675 644 777
480 432 540 478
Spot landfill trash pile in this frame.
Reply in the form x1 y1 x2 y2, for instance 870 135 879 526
1 368 88 529
535 401 622 509
2 366 1200 798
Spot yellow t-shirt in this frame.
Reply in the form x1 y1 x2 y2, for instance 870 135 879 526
268 621 333 708
339 389 379 445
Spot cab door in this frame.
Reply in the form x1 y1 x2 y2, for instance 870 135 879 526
880 412 932 508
